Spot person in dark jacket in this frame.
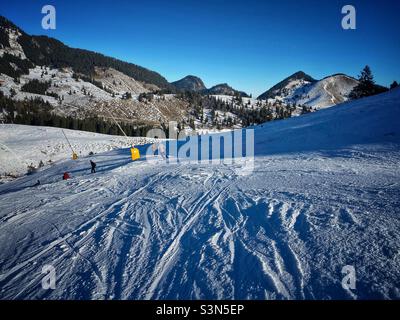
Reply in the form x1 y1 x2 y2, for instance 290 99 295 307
90 160 97 173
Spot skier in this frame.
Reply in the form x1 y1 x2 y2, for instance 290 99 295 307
63 172 70 180
158 142 167 160
90 160 97 173
152 136 159 156
151 142 158 156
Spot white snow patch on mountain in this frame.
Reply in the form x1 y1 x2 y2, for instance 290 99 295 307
288 74 359 109
0 28 26 59
259 74 358 110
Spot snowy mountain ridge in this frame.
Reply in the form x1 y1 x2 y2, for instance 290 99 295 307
0 15 390 133
258 71 359 109
258 71 316 100
171 75 249 98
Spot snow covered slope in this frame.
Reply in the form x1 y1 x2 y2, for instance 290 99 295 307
0 125 156 182
254 87 400 154
288 74 359 109
258 72 358 109
93 67 152 95
258 71 316 100
0 88 399 300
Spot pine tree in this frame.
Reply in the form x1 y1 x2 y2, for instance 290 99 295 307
123 92 132 100
390 81 399 90
349 65 376 99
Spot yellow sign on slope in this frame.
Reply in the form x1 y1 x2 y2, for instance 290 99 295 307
131 148 140 161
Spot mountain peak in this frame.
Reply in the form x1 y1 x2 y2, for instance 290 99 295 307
257 71 316 100
207 83 249 97
209 83 230 89
257 70 359 109
287 71 316 82
171 75 206 91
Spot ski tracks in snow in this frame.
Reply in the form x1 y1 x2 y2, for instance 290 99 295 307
143 166 237 299
1 150 400 299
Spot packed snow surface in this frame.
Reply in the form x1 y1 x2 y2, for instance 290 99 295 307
0 89 399 299
0 125 156 182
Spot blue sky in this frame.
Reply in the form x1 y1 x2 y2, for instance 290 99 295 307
1 0 399 96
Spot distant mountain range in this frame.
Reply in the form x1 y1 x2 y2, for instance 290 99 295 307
0 14 391 133
0 15 249 98
256 71 389 109
171 75 249 97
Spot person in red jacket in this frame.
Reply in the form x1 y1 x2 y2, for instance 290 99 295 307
63 172 70 180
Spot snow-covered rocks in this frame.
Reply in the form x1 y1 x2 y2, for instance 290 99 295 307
0 28 26 59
